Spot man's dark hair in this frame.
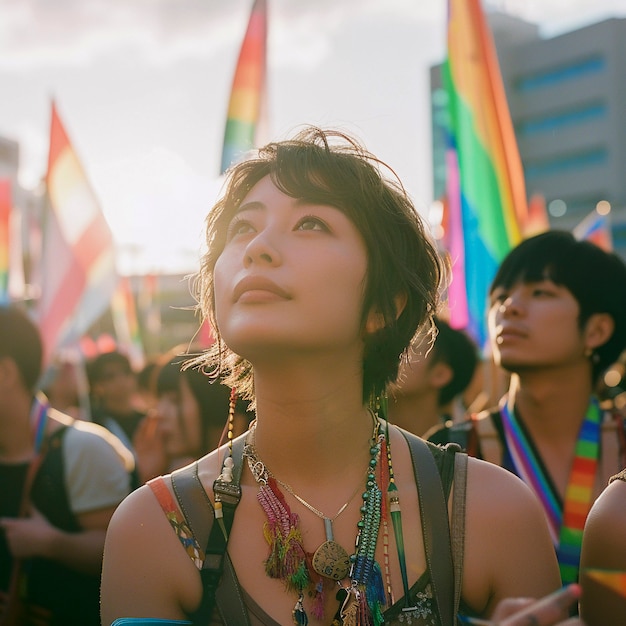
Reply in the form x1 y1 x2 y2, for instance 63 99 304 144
87 351 132 387
490 230 626 381
0 305 43 391
431 317 479 406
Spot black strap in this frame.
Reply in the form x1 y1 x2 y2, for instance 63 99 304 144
171 436 247 626
400 428 458 626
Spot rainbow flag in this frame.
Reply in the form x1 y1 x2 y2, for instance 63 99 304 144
220 0 267 174
0 179 11 304
111 276 145 371
573 208 613 252
35 102 119 366
523 193 550 237
442 0 528 345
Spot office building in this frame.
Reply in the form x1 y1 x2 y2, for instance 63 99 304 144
431 14 626 256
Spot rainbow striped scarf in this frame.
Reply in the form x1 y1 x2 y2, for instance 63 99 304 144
500 398 601 584
30 392 50 453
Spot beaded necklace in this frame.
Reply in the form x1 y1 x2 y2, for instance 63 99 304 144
272 471 364 582
243 418 387 626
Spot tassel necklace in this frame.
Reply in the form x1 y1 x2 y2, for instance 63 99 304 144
272 472 363 582
243 417 387 626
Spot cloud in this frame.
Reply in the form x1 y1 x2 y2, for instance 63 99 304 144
0 0 245 70
0 0 446 72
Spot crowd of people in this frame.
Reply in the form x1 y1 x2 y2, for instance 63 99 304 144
1 127 625 626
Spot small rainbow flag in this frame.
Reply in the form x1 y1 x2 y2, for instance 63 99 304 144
573 208 613 252
442 0 528 345
111 276 145 371
585 569 626 598
0 178 11 304
220 0 267 174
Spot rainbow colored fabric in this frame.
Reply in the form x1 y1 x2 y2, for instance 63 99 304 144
585 569 626 597
220 0 267 174
36 102 119 366
111 276 145 371
501 399 601 585
442 0 528 345
0 178 11 304
573 208 613 252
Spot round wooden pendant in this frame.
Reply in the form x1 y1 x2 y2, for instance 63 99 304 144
312 540 350 581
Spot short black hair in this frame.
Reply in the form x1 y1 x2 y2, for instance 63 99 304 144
431 317 479 406
87 351 132 387
490 230 626 381
0 306 43 392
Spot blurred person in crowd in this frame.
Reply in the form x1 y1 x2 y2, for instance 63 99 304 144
0 305 134 625
133 346 253 482
87 351 146 453
135 358 160 413
388 316 480 437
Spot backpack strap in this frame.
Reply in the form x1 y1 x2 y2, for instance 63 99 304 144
171 436 248 626
451 446 468 619
399 427 466 625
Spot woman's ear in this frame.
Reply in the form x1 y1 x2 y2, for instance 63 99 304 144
584 313 615 350
394 292 408 319
364 293 408 334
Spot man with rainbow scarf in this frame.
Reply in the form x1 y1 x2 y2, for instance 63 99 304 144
429 230 626 587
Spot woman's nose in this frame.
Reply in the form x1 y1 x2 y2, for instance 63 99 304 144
244 230 281 267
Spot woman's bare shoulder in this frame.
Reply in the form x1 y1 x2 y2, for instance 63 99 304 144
465 455 543 512
106 482 171 541
582 477 626 560
462 457 561 614
587 477 626 524
101 480 203 623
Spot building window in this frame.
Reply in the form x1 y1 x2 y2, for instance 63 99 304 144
516 56 606 92
525 148 608 180
517 102 607 136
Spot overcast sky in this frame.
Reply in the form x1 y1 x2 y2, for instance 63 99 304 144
1 0 625 274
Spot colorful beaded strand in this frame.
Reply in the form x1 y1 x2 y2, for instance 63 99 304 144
386 420 411 608
341 428 386 626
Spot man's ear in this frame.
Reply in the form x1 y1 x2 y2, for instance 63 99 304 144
584 313 615 350
364 293 408 334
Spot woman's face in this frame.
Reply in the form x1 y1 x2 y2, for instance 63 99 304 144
155 376 202 458
213 175 370 361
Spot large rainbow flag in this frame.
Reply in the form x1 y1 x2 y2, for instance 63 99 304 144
220 0 267 174
0 178 11 304
442 0 528 345
35 102 119 366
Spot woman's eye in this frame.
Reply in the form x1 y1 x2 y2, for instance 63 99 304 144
296 216 328 232
226 217 254 240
